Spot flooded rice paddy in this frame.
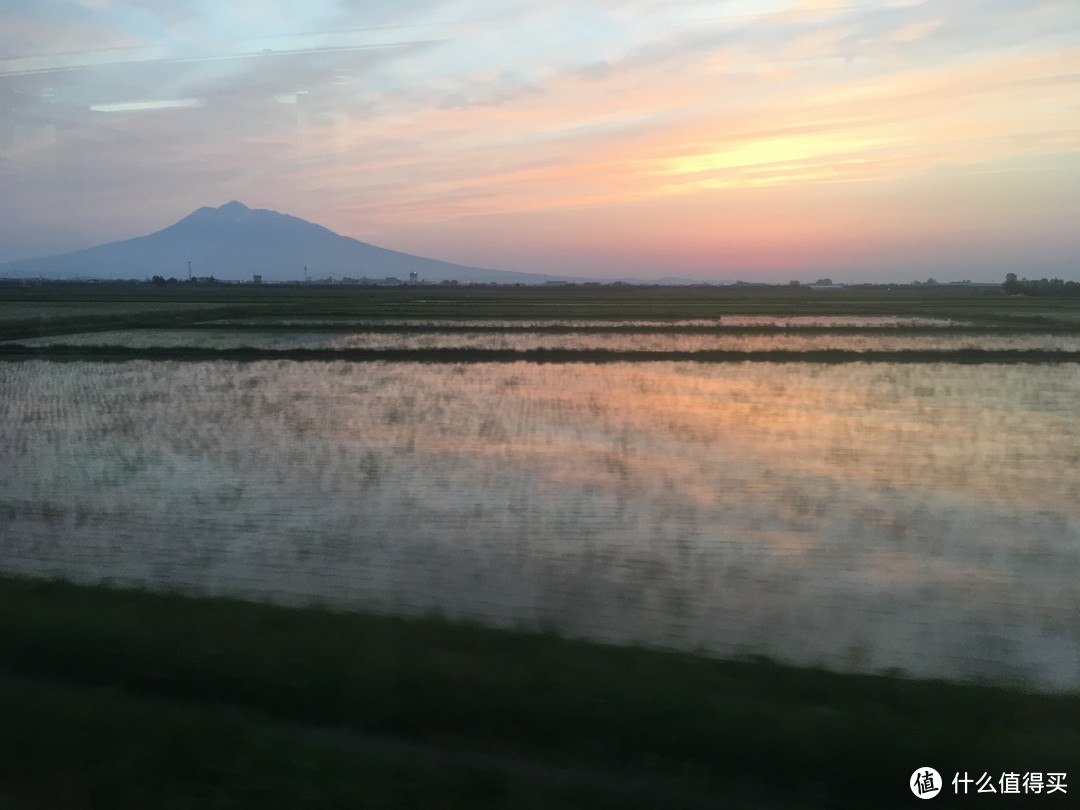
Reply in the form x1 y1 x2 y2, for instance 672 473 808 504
2 358 1078 690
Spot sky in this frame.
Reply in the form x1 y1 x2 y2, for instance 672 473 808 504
2 0 1079 282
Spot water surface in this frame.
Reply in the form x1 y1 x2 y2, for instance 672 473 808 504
2 360 1077 690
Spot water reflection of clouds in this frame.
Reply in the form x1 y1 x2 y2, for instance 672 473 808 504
3 359 1079 689
30 328 1080 353
359 361 1080 549
380 362 1080 583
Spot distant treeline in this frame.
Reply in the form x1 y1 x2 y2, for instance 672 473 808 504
150 275 219 285
1002 273 1080 297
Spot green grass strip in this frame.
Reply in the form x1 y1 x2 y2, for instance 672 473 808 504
1 672 697 810
5 345 1080 364
129 323 1080 334
0 575 1076 807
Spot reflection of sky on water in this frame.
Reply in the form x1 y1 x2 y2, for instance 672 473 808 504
2 360 1078 690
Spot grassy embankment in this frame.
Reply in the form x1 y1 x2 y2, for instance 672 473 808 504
5 344 1080 364
1 576 1077 808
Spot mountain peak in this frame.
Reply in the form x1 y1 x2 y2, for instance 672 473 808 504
1 201 549 284
171 200 263 229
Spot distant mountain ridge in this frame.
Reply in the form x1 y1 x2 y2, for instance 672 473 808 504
0 202 559 284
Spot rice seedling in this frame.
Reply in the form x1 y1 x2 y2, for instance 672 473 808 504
3 359 1078 690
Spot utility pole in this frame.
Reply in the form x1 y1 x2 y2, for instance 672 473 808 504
188 260 191 281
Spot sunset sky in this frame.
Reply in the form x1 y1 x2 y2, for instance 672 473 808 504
2 0 1079 281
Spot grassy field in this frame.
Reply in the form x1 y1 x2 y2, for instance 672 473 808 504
3 280 1080 339
4 281 1080 362
1 575 1077 808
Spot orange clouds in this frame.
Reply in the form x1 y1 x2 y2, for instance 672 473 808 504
313 39 1080 245
6 0 1079 278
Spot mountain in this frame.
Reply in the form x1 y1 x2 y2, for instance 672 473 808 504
0 202 560 284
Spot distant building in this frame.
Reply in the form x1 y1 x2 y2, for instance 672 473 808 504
252 274 262 285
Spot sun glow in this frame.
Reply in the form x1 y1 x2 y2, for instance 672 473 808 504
653 133 894 179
